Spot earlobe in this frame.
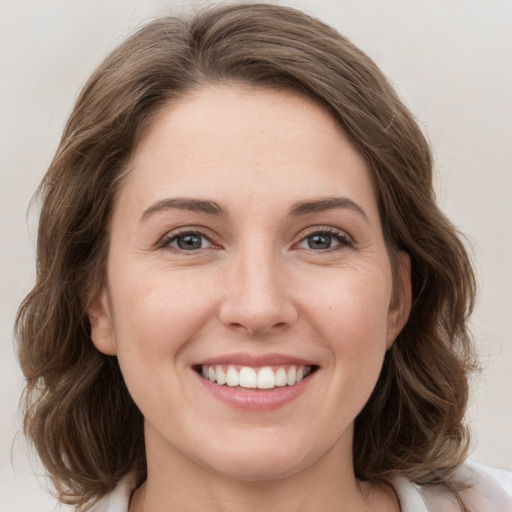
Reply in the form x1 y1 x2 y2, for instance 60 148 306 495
87 289 117 356
386 251 412 349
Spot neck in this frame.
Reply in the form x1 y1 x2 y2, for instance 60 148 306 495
131 426 399 512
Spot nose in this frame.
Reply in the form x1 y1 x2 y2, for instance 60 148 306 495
219 244 298 336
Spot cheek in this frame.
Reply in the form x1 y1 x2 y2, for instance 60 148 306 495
108 273 219 428
108 270 215 386
306 267 392 390
113 265 209 336
312 268 391 345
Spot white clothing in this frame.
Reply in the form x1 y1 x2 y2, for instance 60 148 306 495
89 460 512 511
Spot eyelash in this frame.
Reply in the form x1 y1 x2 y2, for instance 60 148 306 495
158 227 353 253
296 227 353 252
159 229 219 252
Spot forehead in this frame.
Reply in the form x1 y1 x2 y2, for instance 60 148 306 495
117 85 379 221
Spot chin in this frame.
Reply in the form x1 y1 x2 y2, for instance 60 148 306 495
192 431 318 482
205 453 306 482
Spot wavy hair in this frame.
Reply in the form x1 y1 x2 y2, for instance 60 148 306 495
16 3 476 509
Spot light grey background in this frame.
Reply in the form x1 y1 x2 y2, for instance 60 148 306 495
1 1 511 510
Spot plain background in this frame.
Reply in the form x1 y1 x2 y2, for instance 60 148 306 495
1 0 510 510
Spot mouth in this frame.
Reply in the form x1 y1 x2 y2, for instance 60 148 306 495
193 364 319 390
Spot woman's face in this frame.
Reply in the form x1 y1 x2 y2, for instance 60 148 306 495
89 86 410 481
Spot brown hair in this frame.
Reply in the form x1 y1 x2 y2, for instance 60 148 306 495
16 3 476 509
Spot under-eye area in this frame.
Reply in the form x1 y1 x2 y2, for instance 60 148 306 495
194 364 320 390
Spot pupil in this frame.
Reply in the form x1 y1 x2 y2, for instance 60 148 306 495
178 234 202 250
308 234 331 249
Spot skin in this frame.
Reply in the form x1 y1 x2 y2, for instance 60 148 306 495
88 86 411 512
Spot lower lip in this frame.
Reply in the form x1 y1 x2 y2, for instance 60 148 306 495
195 371 316 411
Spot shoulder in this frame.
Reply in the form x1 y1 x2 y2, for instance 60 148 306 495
87 475 134 512
393 460 512 512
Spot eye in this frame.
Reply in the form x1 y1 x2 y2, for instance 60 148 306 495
165 231 214 251
297 230 351 251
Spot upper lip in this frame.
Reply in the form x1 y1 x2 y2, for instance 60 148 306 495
194 352 318 367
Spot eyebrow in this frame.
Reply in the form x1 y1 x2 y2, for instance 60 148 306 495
140 196 368 223
288 197 369 222
140 198 228 221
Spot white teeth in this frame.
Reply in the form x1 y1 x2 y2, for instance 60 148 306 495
275 368 287 387
216 366 226 385
257 367 275 389
239 367 257 388
200 364 313 389
286 366 296 386
226 365 239 387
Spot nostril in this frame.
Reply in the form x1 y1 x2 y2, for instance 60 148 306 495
232 321 292 337
219 282 298 336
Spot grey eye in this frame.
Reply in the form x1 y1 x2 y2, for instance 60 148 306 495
297 230 351 251
170 232 212 250
307 233 333 250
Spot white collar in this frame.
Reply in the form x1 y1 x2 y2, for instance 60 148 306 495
89 460 512 512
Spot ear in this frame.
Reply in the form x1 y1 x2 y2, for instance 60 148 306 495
87 288 117 355
386 251 412 349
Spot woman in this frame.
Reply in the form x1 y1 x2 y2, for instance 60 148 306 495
15 3 511 511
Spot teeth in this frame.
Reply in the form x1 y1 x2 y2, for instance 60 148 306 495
200 364 312 389
239 367 257 388
216 366 226 385
257 367 275 389
275 368 287 387
286 366 296 386
226 366 239 387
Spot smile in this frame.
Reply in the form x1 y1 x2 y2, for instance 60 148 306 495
193 354 319 410
199 364 314 390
